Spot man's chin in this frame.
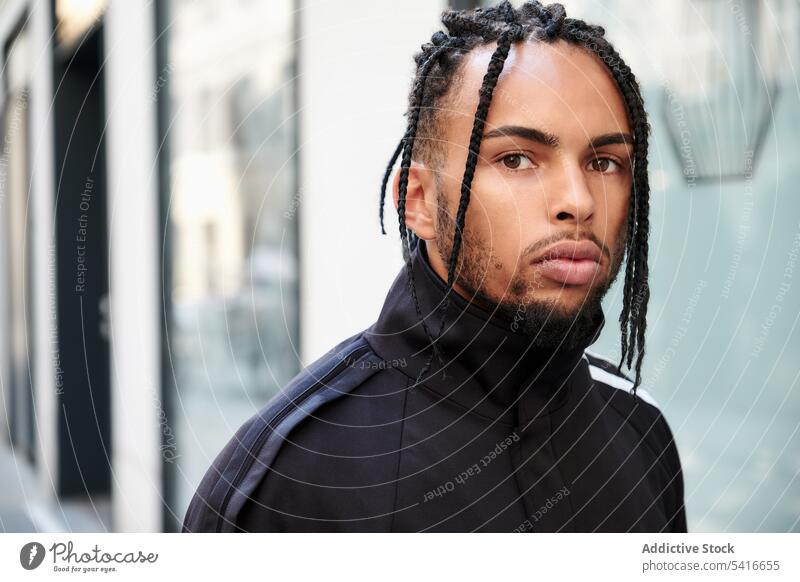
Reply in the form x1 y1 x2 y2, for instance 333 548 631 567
487 292 605 348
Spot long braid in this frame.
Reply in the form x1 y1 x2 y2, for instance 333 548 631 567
418 27 522 385
378 1 652 399
379 136 422 250
395 33 466 259
379 136 405 235
396 34 467 376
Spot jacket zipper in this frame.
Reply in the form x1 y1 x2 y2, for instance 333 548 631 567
216 342 371 531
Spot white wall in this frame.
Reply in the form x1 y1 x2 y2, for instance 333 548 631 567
299 0 448 362
104 0 162 532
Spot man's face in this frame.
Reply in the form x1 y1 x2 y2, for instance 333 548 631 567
419 39 634 345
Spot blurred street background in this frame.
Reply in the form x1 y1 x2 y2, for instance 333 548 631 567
0 0 797 532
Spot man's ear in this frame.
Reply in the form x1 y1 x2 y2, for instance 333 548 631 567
391 159 437 241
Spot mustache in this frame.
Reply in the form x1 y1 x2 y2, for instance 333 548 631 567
522 230 611 263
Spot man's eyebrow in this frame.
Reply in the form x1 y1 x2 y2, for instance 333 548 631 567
482 125 559 147
589 132 634 149
482 126 635 150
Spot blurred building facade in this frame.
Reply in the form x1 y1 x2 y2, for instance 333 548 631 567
0 0 797 532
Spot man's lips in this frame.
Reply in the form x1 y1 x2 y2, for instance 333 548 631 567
531 240 603 286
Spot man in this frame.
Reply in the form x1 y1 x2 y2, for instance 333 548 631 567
182 0 687 533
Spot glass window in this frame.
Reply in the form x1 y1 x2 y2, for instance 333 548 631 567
161 0 299 529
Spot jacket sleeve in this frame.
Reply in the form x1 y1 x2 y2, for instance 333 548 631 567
181 414 257 532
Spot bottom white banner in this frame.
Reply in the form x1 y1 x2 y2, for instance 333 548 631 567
0 533 797 581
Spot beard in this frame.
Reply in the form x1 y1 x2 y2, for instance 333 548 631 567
433 186 628 350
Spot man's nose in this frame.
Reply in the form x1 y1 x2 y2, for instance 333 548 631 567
547 160 595 225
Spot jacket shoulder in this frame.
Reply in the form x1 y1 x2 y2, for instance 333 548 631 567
584 350 687 531
181 332 388 532
583 350 665 434
584 350 660 408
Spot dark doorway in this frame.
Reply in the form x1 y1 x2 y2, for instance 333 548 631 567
52 22 111 497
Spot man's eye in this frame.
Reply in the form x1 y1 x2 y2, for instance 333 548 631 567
500 153 534 171
588 157 620 174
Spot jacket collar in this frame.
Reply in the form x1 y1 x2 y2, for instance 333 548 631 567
364 243 605 427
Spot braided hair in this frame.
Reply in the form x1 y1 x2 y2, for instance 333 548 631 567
378 0 651 398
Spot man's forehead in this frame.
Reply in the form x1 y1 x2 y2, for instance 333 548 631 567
445 39 630 137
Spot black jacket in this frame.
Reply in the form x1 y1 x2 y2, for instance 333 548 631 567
182 244 687 532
